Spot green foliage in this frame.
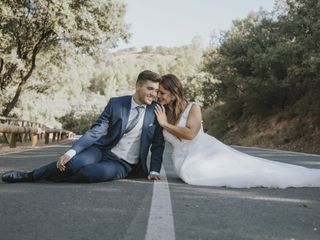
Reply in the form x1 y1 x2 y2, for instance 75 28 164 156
203 0 320 122
0 0 129 116
183 72 218 108
4 36 207 128
202 105 229 138
141 46 154 53
90 37 207 103
4 30 206 128
55 40 208 132
58 110 100 135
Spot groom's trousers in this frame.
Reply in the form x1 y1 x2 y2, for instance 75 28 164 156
30 146 135 183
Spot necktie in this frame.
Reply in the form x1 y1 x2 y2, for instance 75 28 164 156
124 106 144 134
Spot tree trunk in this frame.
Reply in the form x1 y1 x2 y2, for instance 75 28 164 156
1 31 48 116
2 80 26 116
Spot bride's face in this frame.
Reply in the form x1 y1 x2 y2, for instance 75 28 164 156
157 85 175 105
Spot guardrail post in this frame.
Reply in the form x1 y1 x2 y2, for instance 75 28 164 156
9 133 17 148
3 133 9 143
22 121 27 142
31 133 38 147
45 132 50 144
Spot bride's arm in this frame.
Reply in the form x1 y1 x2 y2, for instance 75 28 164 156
155 104 202 140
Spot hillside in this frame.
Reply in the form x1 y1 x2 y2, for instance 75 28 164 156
218 115 320 154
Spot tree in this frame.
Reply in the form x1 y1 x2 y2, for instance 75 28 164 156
141 45 154 53
0 0 129 116
12 52 100 127
203 0 320 121
169 36 204 78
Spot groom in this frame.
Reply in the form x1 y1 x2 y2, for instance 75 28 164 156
2 70 165 183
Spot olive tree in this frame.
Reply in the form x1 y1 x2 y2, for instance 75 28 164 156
0 0 129 116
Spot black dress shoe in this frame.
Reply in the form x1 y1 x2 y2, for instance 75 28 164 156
1 170 33 183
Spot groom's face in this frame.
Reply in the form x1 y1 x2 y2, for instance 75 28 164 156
135 80 159 105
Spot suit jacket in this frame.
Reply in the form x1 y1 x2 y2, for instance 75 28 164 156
71 95 165 174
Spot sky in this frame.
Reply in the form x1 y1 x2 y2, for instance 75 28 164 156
116 0 276 50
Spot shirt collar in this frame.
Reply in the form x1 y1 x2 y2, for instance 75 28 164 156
131 96 146 109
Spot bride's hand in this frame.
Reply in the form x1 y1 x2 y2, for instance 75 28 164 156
154 104 168 128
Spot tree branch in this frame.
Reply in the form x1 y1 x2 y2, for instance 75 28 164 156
22 29 55 83
0 57 3 74
2 30 55 116
2 80 26 116
0 57 4 90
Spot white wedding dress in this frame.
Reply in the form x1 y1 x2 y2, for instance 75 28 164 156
163 102 320 188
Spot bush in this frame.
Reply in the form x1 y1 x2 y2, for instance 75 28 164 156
202 105 229 138
58 110 100 135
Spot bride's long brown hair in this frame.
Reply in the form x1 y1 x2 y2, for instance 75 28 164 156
160 74 188 124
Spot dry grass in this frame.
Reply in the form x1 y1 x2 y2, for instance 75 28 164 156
221 115 320 154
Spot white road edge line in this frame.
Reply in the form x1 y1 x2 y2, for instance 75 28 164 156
0 144 70 156
0 148 41 156
233 145 320 157
145 167 175 240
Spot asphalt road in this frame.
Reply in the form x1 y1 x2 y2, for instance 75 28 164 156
0 143 319 240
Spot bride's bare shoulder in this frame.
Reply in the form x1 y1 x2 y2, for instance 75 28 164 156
187 102 202 120
189 102 201 113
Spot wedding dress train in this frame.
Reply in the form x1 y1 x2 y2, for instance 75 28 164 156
163 103 320 188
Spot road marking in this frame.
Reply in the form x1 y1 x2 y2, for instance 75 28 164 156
0 154 60 158
0 148 40 156
0 144 70 156
234 145 320 157
145 167 175 240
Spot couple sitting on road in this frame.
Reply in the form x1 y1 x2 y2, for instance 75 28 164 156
2 70 320 188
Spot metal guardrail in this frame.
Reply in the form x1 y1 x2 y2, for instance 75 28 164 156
0 116 74 148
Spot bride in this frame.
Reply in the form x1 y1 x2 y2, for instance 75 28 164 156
155 74 320 188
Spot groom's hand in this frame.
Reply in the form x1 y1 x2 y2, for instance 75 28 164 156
148 173 161 180
56 154 71 172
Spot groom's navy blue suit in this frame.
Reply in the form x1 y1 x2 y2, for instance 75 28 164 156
31 96 165 182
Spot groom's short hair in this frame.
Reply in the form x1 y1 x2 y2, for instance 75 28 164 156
136 70 161 84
